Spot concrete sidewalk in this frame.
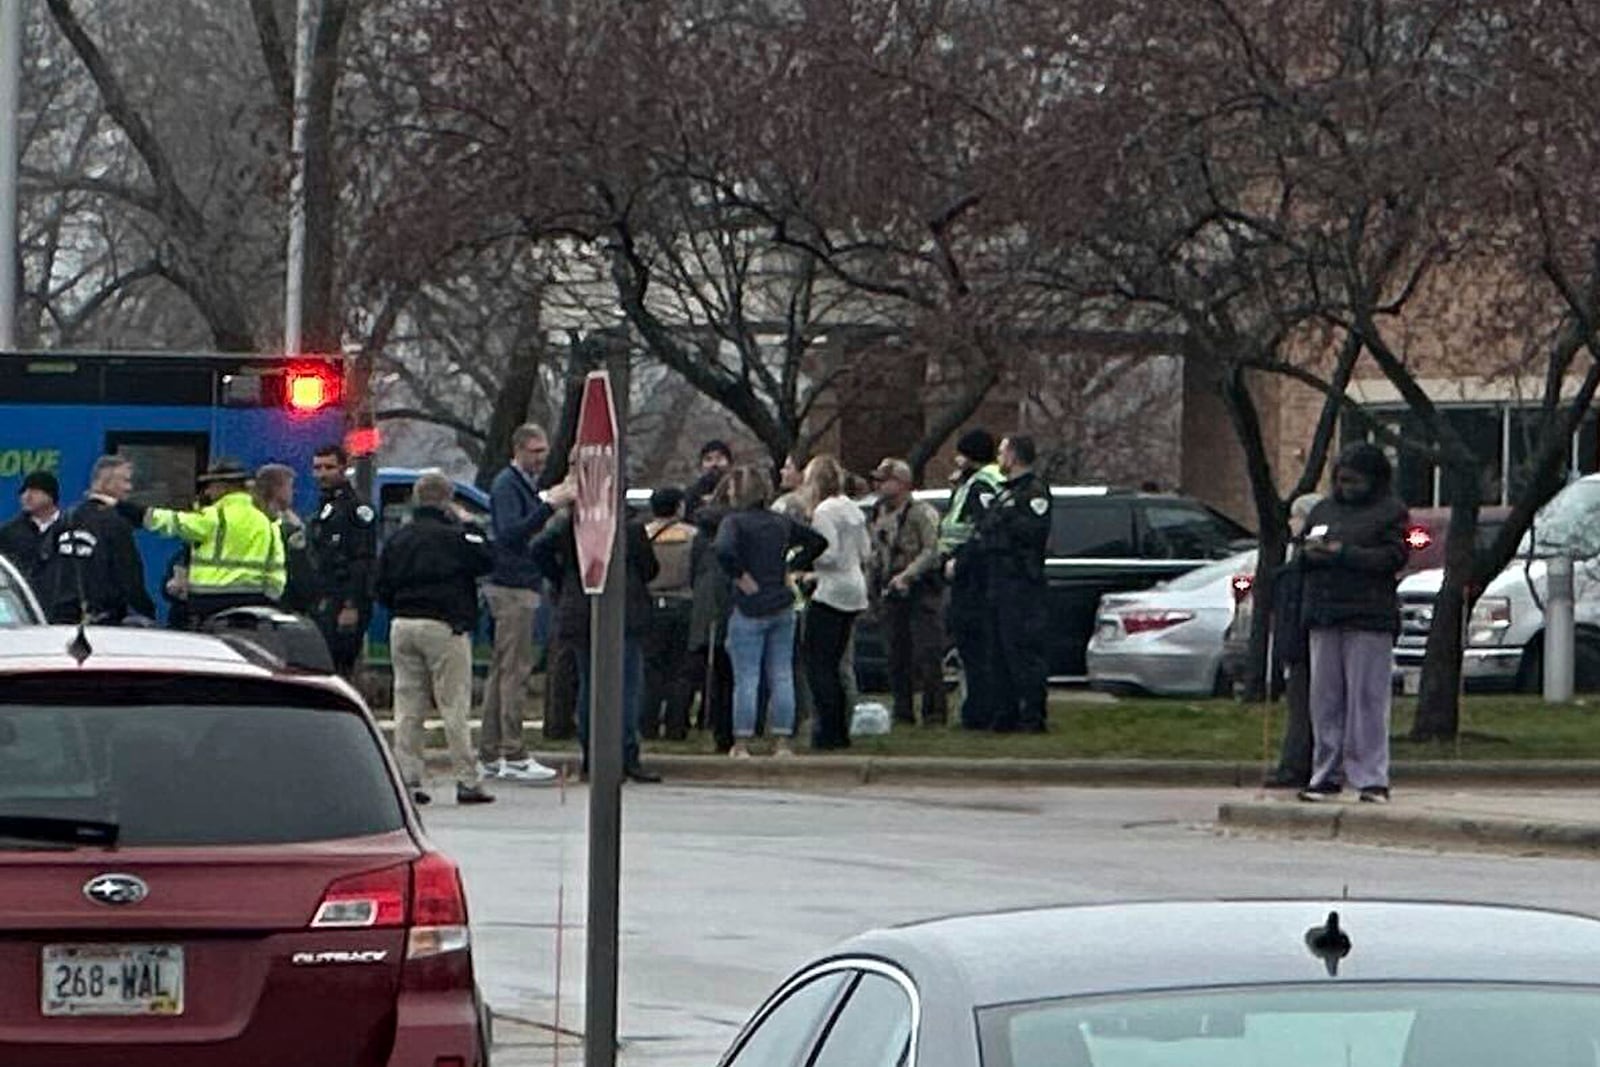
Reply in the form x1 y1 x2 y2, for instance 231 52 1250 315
1219 788 1600 857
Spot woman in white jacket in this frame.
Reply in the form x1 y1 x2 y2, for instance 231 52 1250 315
802 455 870 749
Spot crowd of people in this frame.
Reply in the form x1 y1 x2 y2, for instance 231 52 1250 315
0 420 1071 805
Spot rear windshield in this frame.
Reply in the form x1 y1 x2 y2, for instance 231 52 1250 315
0 704 404 846
979 983 1600 1067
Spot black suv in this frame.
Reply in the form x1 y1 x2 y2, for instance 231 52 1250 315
855 488 1253 686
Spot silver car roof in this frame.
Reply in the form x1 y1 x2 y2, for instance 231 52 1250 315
831 900 1600 1008
0 625 360 698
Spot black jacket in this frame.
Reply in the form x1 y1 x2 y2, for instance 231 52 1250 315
1270 553 1311 666
309 484 376 610
715 508 828 618
976 470 1051 591
40 497 154 624
689 505 733 650
1301 494 1409 634
375 506 493 633
532 512 659 647
0 510 63 584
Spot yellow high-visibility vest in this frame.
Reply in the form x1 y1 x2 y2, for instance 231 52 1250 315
145 491 286 600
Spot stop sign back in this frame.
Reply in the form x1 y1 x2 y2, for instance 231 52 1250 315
574 371 621 595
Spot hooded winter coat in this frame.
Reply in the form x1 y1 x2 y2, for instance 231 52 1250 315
1301 444 1409 634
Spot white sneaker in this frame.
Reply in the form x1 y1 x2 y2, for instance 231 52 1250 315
477 759 503 780
498 758 559 784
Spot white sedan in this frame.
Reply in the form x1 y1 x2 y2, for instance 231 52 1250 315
1086 550 1256 697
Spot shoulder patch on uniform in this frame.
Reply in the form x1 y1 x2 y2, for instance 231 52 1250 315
319 503 334 520
355 505 375 524
977 492 996 508
1030 497 1049 516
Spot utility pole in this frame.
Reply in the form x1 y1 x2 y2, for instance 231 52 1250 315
0 0 22 351
283 0 321 356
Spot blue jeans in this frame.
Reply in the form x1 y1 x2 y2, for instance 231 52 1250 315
726 608 797 739
576 638 644 770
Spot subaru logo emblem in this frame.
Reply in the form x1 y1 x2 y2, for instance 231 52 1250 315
83 873 149 907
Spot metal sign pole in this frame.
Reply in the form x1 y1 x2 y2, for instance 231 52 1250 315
584 349 628 1067
0 0 22 351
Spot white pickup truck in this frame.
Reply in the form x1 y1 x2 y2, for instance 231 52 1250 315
1394 474 1600 692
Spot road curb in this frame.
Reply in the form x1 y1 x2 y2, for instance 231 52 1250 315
1217 800 1600 857
414 747 1600 788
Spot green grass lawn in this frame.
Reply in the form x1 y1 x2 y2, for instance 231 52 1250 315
621 694 1600 762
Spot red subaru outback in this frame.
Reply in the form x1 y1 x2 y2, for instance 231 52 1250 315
0 626 490 1066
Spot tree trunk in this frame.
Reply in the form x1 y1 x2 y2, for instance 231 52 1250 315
474 342 545 492
1411 466 1482 740
1219 363 1286 701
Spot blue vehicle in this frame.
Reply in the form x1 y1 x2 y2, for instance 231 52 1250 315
0 350 346 622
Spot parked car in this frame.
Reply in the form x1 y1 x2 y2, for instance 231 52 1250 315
1087 550 1257 697
0 554 44 625
1396 476 1600 693
854 487 1251 686
0 626 491 1066
1219 505 1507 685
715 899 1600 1067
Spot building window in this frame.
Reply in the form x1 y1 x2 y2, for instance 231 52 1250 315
1345 404 1600 508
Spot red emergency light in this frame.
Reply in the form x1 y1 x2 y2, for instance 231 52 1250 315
1405 524 1433 552
345 426 381 457
285 366 340 414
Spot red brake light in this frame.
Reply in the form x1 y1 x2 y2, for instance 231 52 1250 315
405 853 474 991
1231 575 1254 603
411 852 468 928
1405 525 1433 552
311 864 408 929
1119 610 1196 635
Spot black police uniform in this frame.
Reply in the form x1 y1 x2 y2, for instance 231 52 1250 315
40 498 155 625
976 470 1052 732
308 482 376 673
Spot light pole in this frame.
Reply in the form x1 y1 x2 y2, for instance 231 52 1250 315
0 0 22 351
283 0 320 355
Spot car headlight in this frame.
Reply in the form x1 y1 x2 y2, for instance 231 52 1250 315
1468 596 1512 646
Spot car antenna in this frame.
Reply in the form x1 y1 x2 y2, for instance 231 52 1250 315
1306 911 1352 977
67 622 93 666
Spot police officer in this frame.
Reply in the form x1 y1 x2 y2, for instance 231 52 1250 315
376 472 496 807
132 458 286 624
308 444 376 675
975 435 1052 733
43 455 155 625
940 429 1004 729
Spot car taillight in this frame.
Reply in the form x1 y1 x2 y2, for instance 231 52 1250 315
404 852 474 991
1119 610 1196 635
1231 575 1254 603
312 864 409 929
1405 525 1433 551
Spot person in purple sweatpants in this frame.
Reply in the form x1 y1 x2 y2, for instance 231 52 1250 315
1298 443 1409 805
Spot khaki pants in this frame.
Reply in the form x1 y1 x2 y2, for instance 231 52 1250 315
391 617 477 788
478 584 538 762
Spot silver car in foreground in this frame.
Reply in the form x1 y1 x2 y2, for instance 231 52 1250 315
1086 550 1256 697
717 899 1600 1067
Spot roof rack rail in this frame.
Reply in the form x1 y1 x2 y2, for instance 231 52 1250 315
203 607 336 674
